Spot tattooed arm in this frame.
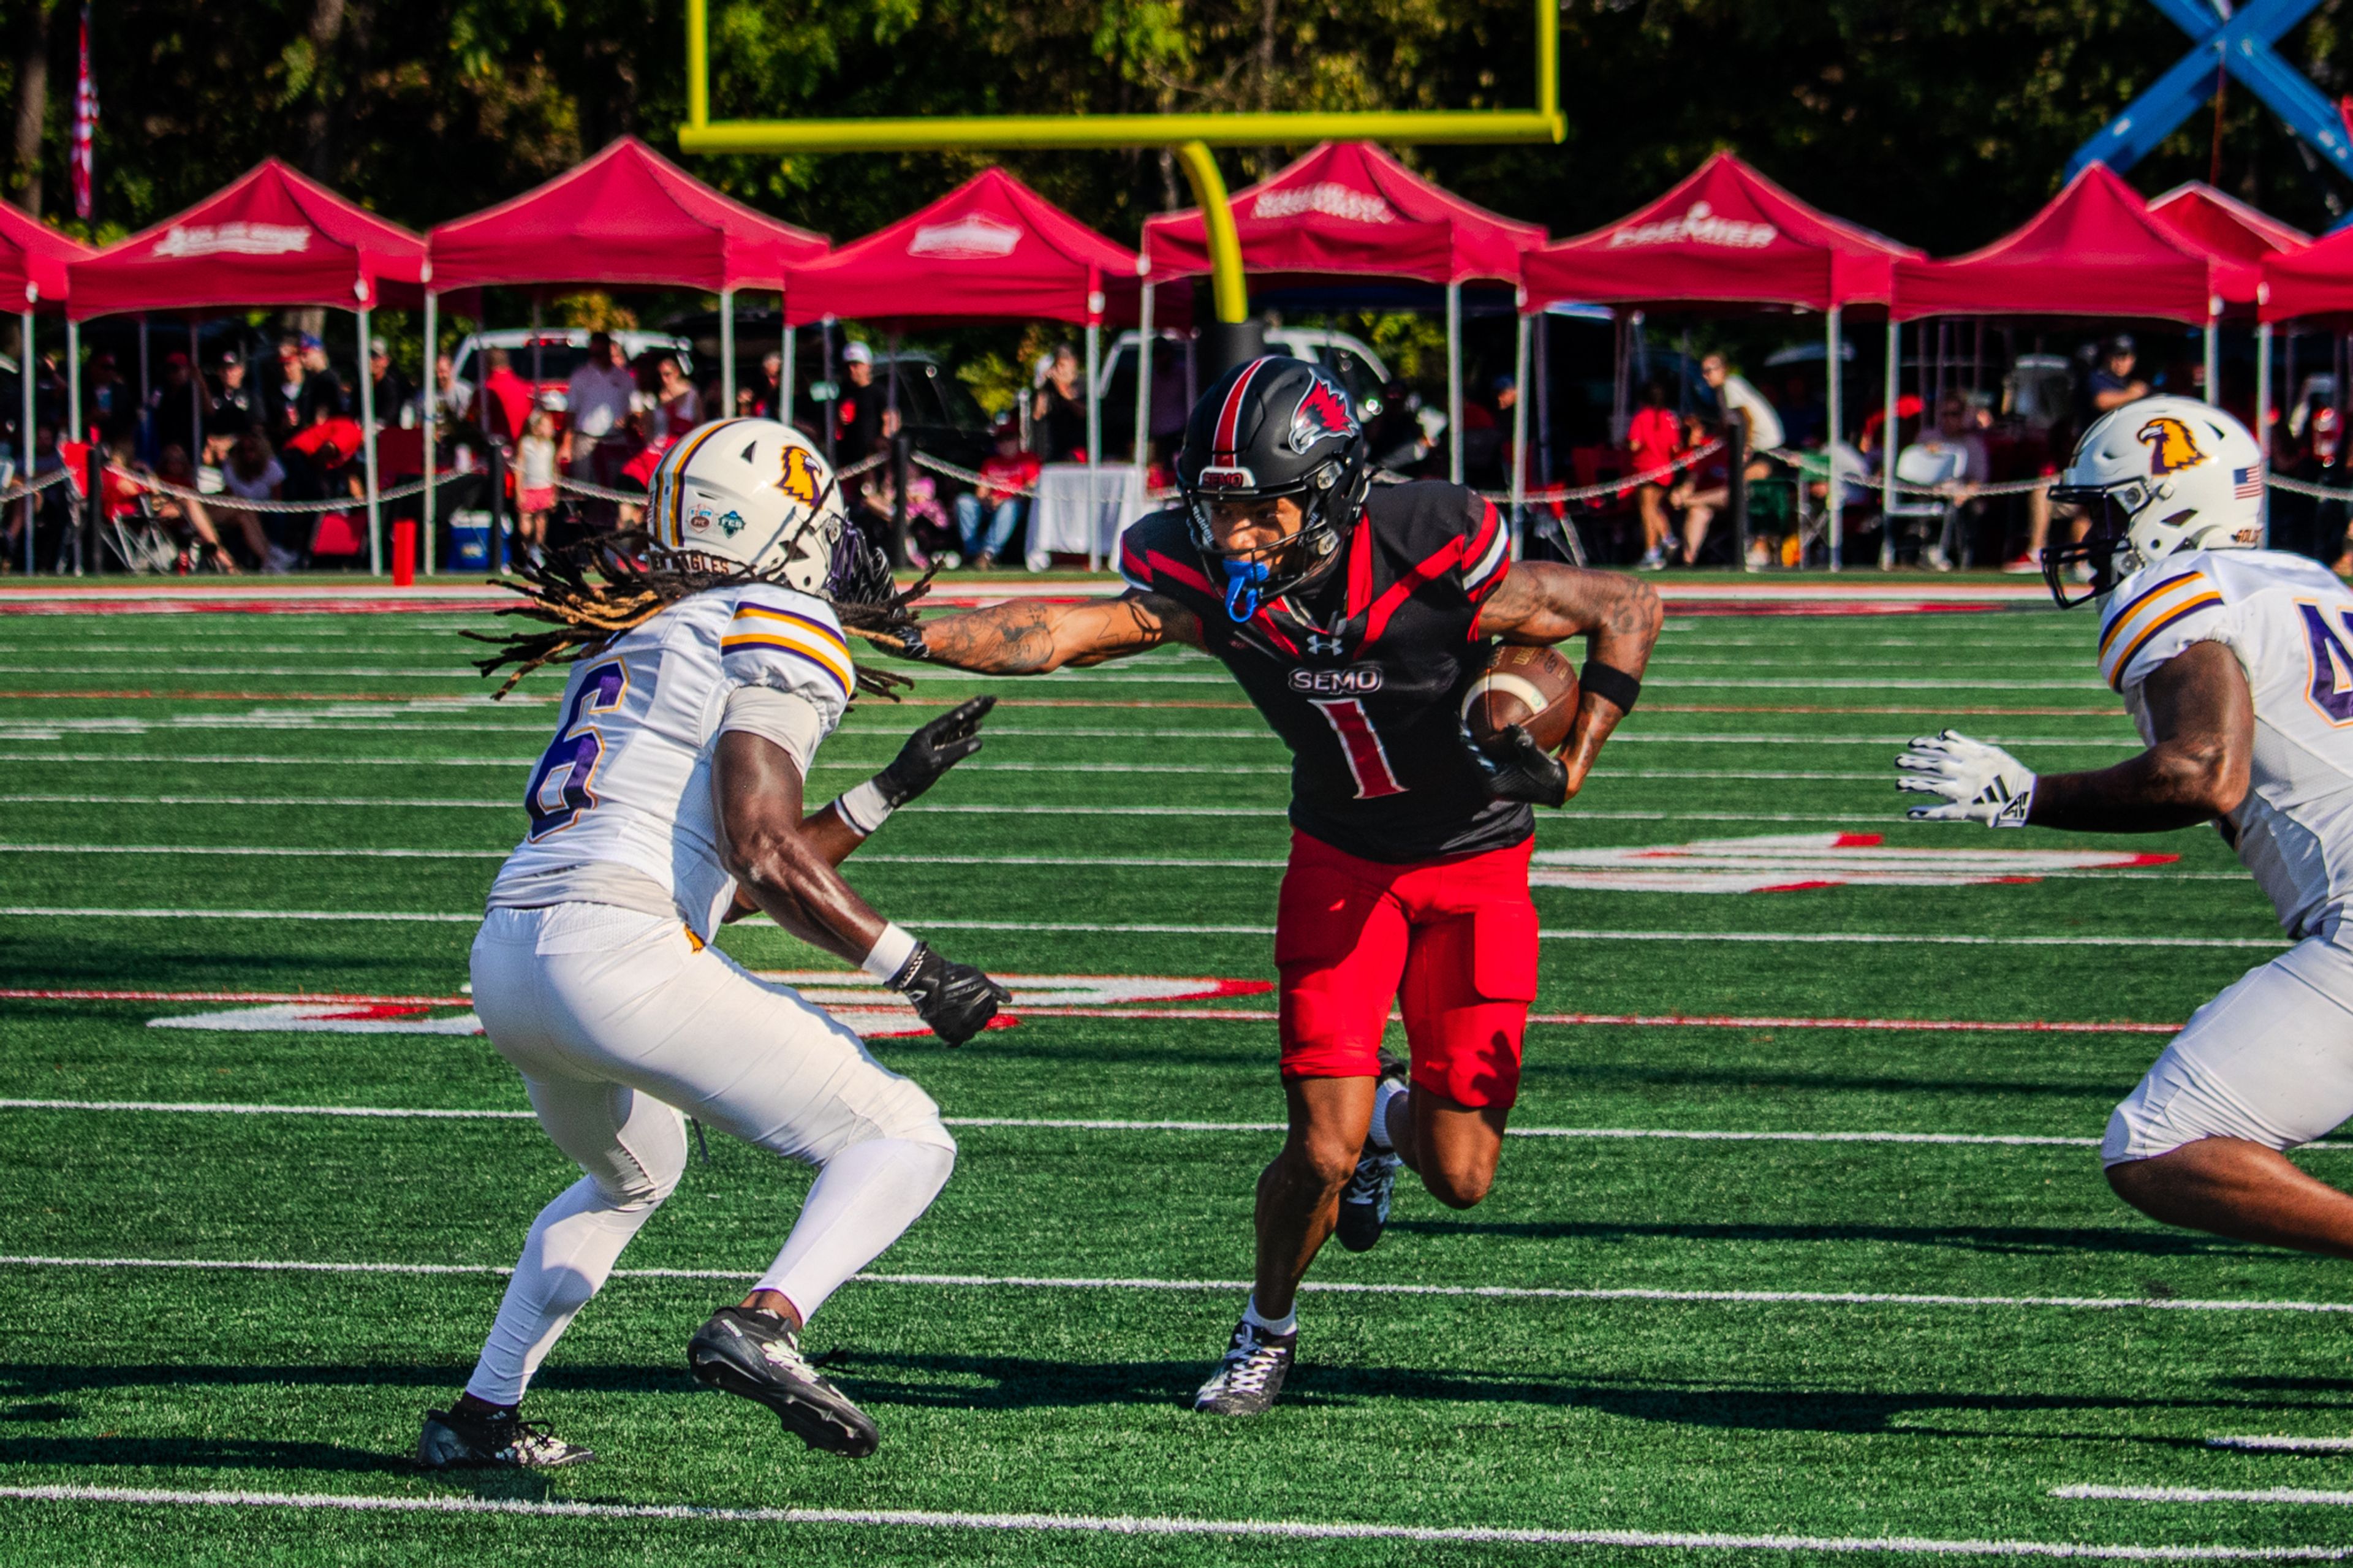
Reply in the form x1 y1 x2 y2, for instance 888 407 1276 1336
907 591 1205 673
1474 563 1664 801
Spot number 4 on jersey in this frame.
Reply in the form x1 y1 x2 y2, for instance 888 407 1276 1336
2300 603 2353 725
526 661 629 838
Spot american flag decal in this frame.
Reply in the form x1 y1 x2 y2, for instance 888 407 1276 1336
2234 465 2264 500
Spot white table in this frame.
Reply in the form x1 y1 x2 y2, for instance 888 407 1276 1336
1025 463 1159 570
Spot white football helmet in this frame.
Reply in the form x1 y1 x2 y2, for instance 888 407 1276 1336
645 417 876 598
2045 394 2262 606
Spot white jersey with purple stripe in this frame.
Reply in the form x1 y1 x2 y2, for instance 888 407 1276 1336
2099 547 2353 937
487 583 854 937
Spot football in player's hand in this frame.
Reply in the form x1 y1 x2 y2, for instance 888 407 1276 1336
1461 645 1578 752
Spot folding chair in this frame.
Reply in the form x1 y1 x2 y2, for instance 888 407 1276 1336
1879 442 1968 570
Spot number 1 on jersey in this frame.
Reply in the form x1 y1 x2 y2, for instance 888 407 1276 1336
526 660 630 839
1312 697 1407 800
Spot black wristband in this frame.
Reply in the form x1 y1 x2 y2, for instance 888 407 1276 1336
1581 660 1641 714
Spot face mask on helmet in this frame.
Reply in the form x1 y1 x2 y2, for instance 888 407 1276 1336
2039 483 2142 608
1180 458 1360 620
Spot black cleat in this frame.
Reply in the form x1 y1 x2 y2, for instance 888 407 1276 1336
417 1404 594 1469
688 1306 881 1458
1192 1317 1297 1417
1337 1059 1409 1254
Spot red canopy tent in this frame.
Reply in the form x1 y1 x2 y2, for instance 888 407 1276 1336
425 137 831 567
2148 183 2309 461
0 202 91 572
1143 142 1547 485
1519 151 1918 564
67 159 429 573
1521 150 1915 314
786 167 1147 532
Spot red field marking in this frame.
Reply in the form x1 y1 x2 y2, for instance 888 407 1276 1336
0 987 2178 1034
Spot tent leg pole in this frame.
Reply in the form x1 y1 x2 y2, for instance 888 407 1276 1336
422 291 437 577
1535 311 1552 491
189 319 203 458
1510 302 1530 558
720 289 735 415
820 320 836 464
780 322 795 426
1446 281 1463 486
1133 283 1154 470
1825 305 1842 574
2257 320 2274 546
358 305 381 577
1086 317 1102 571
2205 306 2221 409
18 309 30 577
64 319 78 577
1881 317 1899 572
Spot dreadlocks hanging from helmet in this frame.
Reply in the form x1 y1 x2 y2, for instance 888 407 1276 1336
466 419 928 700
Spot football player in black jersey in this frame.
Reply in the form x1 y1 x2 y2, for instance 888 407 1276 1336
893 357 1661 1415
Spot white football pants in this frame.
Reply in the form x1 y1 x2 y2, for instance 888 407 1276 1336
2104 931 2353 1167
461 903 956 1406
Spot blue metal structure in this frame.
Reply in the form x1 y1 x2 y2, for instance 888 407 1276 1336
2067 0 2352 183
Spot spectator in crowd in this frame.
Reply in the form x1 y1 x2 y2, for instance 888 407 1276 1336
479 348 536 447
1669 411 1730 566
210 350 257 439
298 335 345 425
515 407 559 564
267 336 307 439
753 350 784 418
1702 352 1784 456
215 429 296 572
146 443 238 572
148 352 200 459
650 354 700 441
2088 334 2150 417
561 332 637 488
954 422 1041 570
1031 343 1087 463
1626 379 1682 570
422 351 476 431
833 341 889 466
858 466 952 569
1777 371 1827 450
368 338 412 428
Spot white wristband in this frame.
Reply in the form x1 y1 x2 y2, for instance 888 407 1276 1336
833 778 895 838
860 922 919 983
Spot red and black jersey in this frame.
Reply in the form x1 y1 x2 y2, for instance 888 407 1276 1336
1120 480 1528 863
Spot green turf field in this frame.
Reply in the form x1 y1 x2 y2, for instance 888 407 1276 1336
2 594 2348 1564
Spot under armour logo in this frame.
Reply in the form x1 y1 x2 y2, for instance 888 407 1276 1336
1305 632 1345 656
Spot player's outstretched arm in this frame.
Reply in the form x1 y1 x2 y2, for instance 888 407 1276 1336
901 591 1203 674
1898 642 2253 831
1476 562 1664 800
714 730 1007 1045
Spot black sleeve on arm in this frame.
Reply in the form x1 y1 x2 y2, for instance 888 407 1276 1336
1581 661 1642 714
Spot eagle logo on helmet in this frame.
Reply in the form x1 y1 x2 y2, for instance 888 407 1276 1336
2137 415 2208 476
780 445 824 507
1287 376 1358 455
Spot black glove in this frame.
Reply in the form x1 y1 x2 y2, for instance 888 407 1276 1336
872 695 995 808
886 944 1010 1047
1474 723 1569 808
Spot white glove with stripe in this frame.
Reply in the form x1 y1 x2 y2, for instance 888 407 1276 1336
1896 730 2036 828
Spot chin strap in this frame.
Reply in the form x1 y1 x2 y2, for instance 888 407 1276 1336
1222 558 1270 622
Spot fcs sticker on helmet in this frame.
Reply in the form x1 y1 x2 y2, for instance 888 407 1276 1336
2138 415 2207 475
1287 376 1358 455
716 510 746 537
781 445 823 507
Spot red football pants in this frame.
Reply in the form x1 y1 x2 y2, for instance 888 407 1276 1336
1274 830 1539 1111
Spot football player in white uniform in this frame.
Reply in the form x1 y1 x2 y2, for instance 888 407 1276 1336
1898 396 2353 1268
417 419 1008 1469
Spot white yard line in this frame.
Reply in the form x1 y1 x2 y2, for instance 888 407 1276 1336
0 795 1891 822
0 1485 2340 1560
2055 1485 2353 1508
0 906 2286 947
4 1254 2352 1320
2207 1437 2353 1453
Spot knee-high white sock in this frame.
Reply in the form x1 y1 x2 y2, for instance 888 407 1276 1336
757 1137 955 1321
465 1175 663 1406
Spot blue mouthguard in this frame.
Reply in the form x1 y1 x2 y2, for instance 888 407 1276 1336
1221 557 1270 622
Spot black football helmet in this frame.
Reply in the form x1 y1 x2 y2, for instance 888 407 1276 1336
1175 356 1372 621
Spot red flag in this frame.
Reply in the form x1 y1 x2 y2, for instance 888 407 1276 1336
70 7 95 221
